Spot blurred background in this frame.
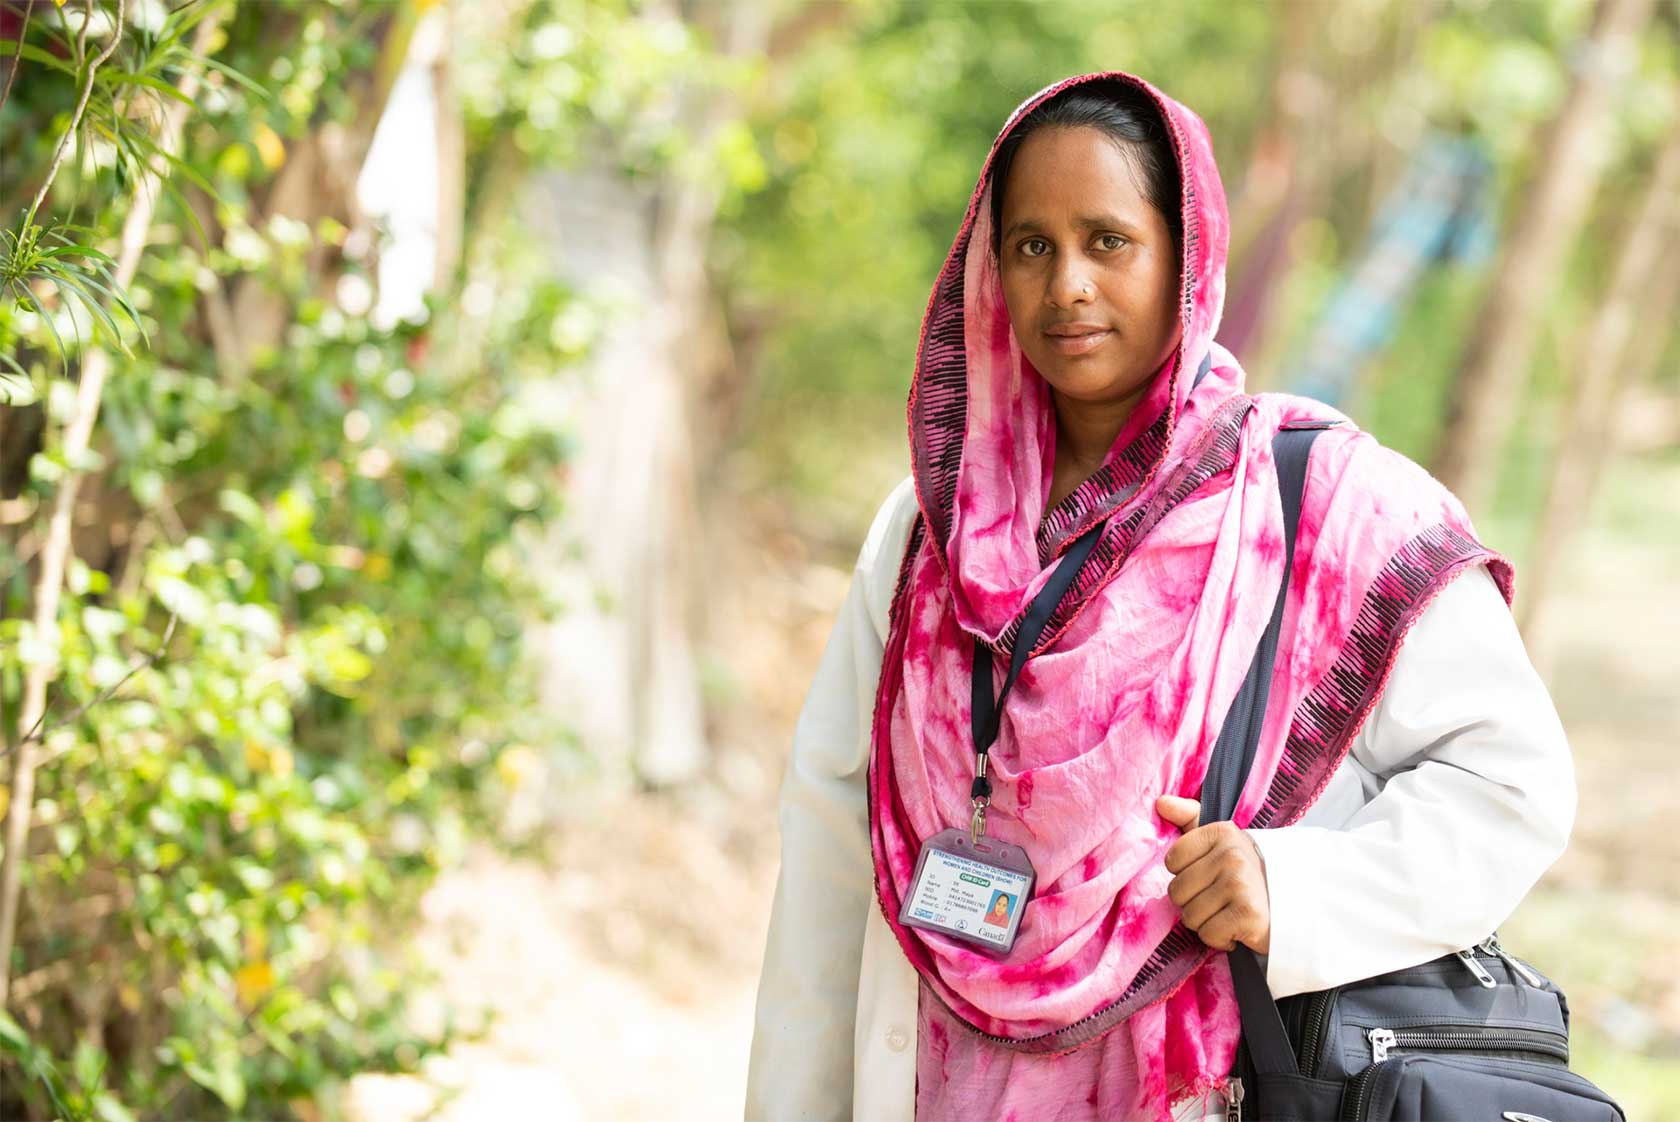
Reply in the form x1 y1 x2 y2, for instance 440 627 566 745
0 0 1676 1118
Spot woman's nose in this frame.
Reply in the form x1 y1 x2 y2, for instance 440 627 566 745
1047 258 1094 308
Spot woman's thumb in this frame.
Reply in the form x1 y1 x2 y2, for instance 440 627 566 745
1156 794 1202 831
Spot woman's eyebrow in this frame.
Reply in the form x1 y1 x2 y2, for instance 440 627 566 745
1074 212 1136 231
1001 213 1142 241
1001 217 1043 241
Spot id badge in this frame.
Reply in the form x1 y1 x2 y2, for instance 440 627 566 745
898 827 1036 955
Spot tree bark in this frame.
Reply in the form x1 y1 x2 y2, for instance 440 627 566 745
1430 0 1655 514
430 34 464 294
1519 124 1680 646
224 7 420 364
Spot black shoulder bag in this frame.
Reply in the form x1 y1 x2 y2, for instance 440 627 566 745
1201 424 1625 1122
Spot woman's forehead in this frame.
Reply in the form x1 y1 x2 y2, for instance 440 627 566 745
998 129 1158 226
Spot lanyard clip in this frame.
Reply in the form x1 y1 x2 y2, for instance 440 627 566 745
970 797 988 846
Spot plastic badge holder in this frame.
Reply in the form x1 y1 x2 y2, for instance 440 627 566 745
899 827 1036 955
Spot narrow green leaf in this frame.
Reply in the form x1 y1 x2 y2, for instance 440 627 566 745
37 244 115 266
29 283 72 370
126 130 217 196
0 40 78 76
69 269 145 342
43 275 89 355
52 270 133 352
197 56 271 101
163 176 217 244
105 70 195 106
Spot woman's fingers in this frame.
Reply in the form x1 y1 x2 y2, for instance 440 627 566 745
1166 844 1223 908
1155 794 1202 830
1176 877 1231 931
1161 820 1272 956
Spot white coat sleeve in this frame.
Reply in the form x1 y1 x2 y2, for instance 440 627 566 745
744 477 918 1122
1247 563 1577 999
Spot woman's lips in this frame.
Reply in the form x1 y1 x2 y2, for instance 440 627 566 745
1043 327 1113 355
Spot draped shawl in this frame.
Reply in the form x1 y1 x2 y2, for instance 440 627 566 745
865 71 1513 1119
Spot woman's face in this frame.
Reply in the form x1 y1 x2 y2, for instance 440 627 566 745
996 126 1183 408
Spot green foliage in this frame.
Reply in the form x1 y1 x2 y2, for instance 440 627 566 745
0 0 635 1116
0 0 241 391
0 221 141 395
458 0 714 169
0 1013 76 1120
453 0 764 242
724 0 1679 541
723 0 1278 418
8 285 570 1119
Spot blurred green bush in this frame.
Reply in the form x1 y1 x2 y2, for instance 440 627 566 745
0 1 631 1116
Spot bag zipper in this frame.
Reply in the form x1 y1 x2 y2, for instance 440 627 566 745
1301 944 1507 1076
1478 934 1545 987
1343 1061 1385 1121
1367 1024 1569 1065
1455 948 1498 988
1298 989 1336 1077
1345 1041 1579 1121
1224 1075 1243 1122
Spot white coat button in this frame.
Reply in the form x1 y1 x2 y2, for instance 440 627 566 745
886 1025 909 1052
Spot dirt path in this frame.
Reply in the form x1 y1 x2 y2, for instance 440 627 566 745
342 840 772 1121
341 482 816 1121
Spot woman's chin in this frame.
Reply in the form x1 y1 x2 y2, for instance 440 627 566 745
1035 360 1148 407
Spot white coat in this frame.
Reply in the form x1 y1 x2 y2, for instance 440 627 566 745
746 476 1576 1122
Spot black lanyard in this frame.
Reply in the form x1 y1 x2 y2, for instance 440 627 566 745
968 519 1106 829
966 352 1208 832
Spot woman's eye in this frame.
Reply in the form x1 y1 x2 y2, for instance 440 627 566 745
1020 238 1049 258
1097 234 1127 251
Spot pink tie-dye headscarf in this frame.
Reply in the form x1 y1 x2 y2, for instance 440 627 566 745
867 71 1513 1120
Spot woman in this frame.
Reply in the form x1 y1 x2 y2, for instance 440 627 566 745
746 71 1574 1122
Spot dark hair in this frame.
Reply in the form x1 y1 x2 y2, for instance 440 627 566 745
988 81 1182 259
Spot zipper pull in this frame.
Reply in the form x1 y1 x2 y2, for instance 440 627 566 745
1224 1075 1243 1122
1368 1027 1396 1064
1456 948 1497 988
1479 936 1544 987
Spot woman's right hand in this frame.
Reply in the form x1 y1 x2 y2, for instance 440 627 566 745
1158 795 1272 956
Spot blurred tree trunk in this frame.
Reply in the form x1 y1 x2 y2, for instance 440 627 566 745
1612 265 1680 447
1520 125 1680 645
431 33 465 293
1430 0 1655 514
1219 0 1321 367
530 3 770 788
1225 0 1437 389
224 6 421 363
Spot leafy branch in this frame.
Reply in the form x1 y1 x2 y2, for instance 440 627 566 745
22 0 127 234
1 221 144 396
0 612 179 765
1 0 136 399
0 0 228 1015
0 2 236 400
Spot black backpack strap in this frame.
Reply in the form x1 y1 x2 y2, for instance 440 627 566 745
1198 421 1336 1078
